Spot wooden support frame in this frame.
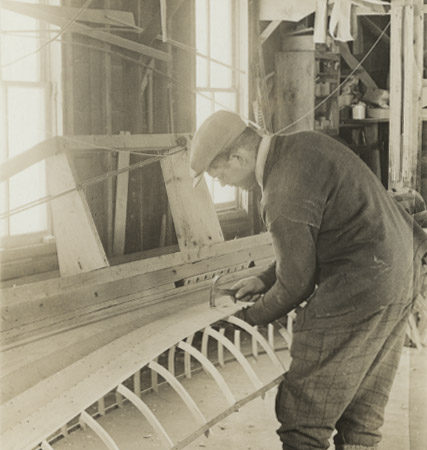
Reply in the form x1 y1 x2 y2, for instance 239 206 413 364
116 384 174 448
1 0 170 62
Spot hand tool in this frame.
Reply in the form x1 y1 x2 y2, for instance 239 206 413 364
209 274 238 308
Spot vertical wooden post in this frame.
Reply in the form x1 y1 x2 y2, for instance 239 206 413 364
112 132 130 256
389 2 404 189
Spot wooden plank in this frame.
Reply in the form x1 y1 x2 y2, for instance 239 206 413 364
0 232 271 304
274 52 315 133
0 137 60 183
0 249 273 347
61 133 189 152
389 4 404 189
0 253 58 282
402 1 423 189
338 42 378 89
0 241 56 264
1 0 170 62
112 150 130 255
0 294 244 450
160 149 224 251
260 20 281 44
46 153 109 276
33 4 136 27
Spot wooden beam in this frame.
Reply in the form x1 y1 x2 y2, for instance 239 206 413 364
0 137 60 183
402 1 423 189
0 134 190 183
61 133 189 152
260 20 281 44
46 152 109 276
1 0 170 62
112 150 130 256
0 235 273 346
33 4 136 27
338 42 378 89
389 3 404 188
160 149 224 251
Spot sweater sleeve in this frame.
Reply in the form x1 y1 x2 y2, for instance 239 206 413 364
245 215 318 326
257 261 276 290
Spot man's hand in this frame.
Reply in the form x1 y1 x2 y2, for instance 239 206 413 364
231 276 266 302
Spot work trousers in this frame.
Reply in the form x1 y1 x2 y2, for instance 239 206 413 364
275 297 412 450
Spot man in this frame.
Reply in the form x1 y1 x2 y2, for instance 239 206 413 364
190 110 426 450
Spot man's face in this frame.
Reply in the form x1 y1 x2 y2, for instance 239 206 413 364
207 150 256 190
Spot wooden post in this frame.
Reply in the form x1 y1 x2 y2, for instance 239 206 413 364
160 148 224 252
46 152 109 276
112 137 130 256
389 2 404 189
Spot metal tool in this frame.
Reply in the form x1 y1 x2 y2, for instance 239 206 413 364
209 274 238 308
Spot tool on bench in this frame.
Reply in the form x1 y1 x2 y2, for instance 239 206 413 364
209 274 239 308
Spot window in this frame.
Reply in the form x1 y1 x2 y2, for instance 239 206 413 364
195 0 248 209
0 1 61 240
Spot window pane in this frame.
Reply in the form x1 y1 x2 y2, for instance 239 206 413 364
196 55 208 88
7 86 45 156
0 10 40 82
195 0 208 54
9 162 47 235
196 91 213 128
210 0 232 64
6 86 47 235
210 62 232 89
214 91 236 112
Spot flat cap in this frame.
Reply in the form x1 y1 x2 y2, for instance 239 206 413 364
190 110 246 186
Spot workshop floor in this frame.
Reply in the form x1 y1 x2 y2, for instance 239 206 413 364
53 345 426 450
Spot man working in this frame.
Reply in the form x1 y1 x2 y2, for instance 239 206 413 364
190 110 425 450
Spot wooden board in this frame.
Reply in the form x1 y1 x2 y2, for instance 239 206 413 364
45 153 109 276
112 151 130 255
389 3 404 188
0 241 273 347
160 149 224 251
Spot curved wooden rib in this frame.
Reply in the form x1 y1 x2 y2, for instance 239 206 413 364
278 327 292 348
204 326 262 390
226 316 287 371
148 361 207 427
133 370 141 397
218 328 225 367
79 411 120 450
168 345 176 375
177 341 236 406
151 356 159 392
184 334 194 378
116 383 173 448
252 325 259 359
268 323 275 349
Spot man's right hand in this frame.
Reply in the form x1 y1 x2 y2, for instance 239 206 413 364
231 276 266 302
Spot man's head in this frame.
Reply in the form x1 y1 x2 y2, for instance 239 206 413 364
190 111 261 189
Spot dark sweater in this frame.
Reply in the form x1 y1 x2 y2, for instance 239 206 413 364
245 131 421 326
